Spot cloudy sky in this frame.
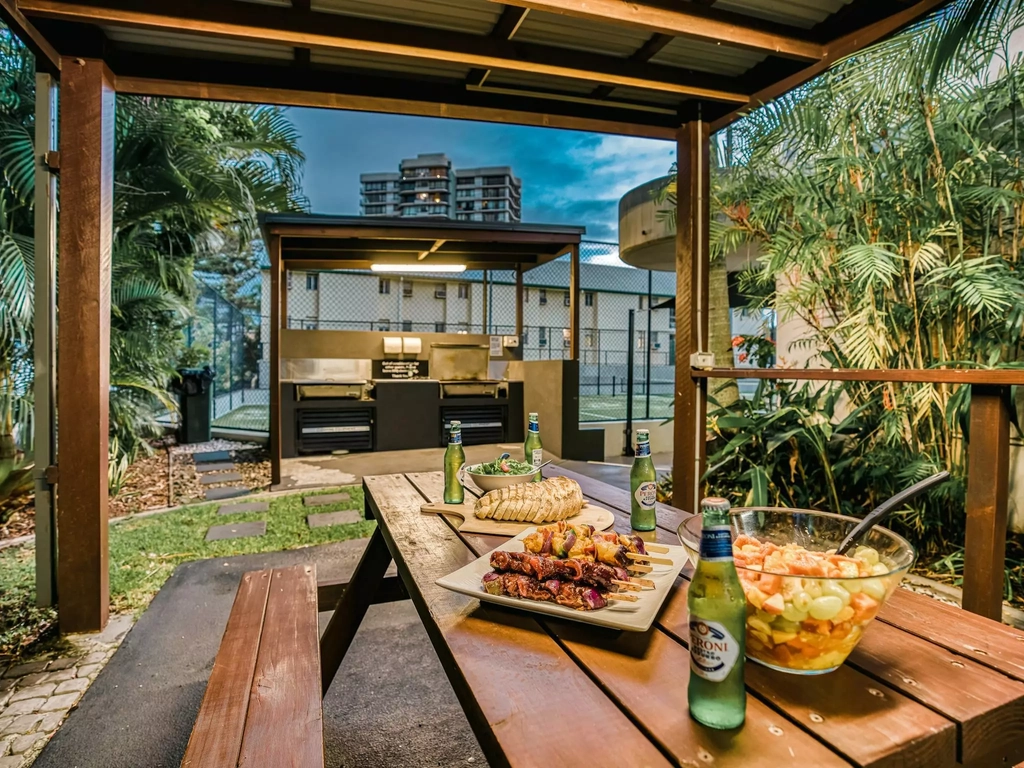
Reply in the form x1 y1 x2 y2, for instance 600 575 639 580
287 108 675 244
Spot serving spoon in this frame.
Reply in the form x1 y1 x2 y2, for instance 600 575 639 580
835 470 950 555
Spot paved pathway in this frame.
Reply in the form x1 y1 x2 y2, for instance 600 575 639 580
193 451 249 501
0 616 133 767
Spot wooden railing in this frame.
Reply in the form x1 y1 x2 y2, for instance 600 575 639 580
689 367 1024 621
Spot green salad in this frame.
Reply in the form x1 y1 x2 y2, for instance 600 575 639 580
470 456 536 475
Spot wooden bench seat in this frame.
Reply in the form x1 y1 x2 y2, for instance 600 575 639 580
181 565 324 768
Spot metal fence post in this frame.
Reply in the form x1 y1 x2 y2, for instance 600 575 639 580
645 271 652 420
625 309 635 456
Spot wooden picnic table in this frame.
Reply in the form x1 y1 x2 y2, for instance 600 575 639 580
319 465 1024 768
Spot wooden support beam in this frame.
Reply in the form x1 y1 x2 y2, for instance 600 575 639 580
22 0 748 102
316 574 408 609
466 5 529 89
569 244 580 361
492 0 823 61
56 57 115 633
710 0 949 130
962 386 1011 620
591 32 673 99
673 121 710 516
0 0 61 75
515 266 524 338
269 235 282 486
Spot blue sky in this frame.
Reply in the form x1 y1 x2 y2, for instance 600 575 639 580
286 108 675 244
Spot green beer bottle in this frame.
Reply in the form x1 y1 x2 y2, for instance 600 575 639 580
688 496 746 729
630 429 657 531
524 412 543 482
443 421 465 504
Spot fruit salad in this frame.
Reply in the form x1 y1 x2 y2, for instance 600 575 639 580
733 535 897 673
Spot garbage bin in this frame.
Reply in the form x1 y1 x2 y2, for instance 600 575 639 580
173 366 215 444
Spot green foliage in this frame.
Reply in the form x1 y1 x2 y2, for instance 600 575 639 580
0 25 308 478
698 0 1024 597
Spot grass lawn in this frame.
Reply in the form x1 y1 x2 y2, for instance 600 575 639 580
0 486 372 661
579 393 675 423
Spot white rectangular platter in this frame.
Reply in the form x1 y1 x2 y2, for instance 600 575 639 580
436 527 687 632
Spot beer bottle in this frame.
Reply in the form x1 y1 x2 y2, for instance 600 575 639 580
443 421 465 504
629 429 657 531
524 412 543 482
688 496 746 729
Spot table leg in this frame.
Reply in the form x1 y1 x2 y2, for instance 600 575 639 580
962 385 1011 620
319 525 393 696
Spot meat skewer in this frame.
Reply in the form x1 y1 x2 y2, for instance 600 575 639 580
481 572 607 610
490 550 631 591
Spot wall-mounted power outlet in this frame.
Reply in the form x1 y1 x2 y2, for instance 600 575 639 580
690 352 715 369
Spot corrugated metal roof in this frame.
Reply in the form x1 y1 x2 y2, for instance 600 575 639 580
485 70 598 96
711 0 854 29
310 49 470 80
650 38 766 77
601 86 684 107
103 27 294 61
309 0 502 35
514 10 651 58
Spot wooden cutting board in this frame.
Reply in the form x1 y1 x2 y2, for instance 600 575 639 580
421 501 616 536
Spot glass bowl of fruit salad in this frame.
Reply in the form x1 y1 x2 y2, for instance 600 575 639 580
679 508 916 674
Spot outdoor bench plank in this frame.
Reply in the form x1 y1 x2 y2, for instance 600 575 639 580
409 473 855 767
181 565 322 768
364 473 673 768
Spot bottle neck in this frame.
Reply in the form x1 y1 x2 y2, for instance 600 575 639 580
528 422 539 433
635 440 650 458
701 509 729 527
448 431 462 445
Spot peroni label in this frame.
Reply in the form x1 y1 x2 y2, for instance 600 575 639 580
689 619 739 682
531 449 543 467
634 481 657 509
449 432 462 444
699 526 733 562
635 441 651 457
528 422 540 433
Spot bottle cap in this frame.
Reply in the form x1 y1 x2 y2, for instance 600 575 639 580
701 496 730 513
528 412 538 419
636 429 650 439
450 420 461 428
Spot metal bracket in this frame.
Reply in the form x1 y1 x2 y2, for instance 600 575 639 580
44 151 60 174
44 464 59 484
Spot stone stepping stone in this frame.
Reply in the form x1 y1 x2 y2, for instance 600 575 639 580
306 510 362 529
196 461 235 473
199 472 244 485
194 450 231 464
218 501 269 516
303 492 351 507
205 521 266 541
205 486 249 501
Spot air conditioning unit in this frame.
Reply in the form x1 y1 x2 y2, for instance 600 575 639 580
434 286 447 299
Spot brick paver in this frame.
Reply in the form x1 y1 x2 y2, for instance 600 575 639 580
205 521 267 541
303 492 351 507
306 510 362 528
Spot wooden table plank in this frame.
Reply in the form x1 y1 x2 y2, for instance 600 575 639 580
408 472 856 767
655 577 959 768
850 620 1024 766
238 565 323 768
879 588 1024 682
181 570 271 768
365 473 673 768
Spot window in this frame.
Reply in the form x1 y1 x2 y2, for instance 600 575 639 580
456 176 475 186
364 193 386 203
458 283 469 299
287 272 293 289
401 320 412 332
434 284 447 299
538 327 547 346
562 329 571 348
434 322 446 333
378 319 391 331
364 205 386 215
522 330 529 345
584 291 594 307
639 295 646 310
524 287 530 303
563 292 571 307
652 332 660 349
402 281 413 298
539 289 547 306
584 331 595 348
669 313 675 329
379 278 390 294
306 273 318 291
484 175 506 185
636 331 646 350
364 181 387 191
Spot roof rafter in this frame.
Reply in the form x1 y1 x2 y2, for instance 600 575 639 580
21 0 748 102
489 0 824 61
0 0 61 74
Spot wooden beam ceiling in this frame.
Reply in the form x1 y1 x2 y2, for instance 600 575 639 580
490 0 824 61
20 0 748 102
591 32 673 100
0 0 60 74
709 0 951 130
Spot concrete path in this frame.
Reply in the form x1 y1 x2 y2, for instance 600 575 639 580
31 540 486 768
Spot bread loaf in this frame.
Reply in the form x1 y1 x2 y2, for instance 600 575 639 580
474 476 584 524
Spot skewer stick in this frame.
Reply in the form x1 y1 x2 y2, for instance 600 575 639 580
626 552 673 566
629 576 655 588
611 579 643 591
644 544 670 554
628 563 653 574
607 592 639 603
